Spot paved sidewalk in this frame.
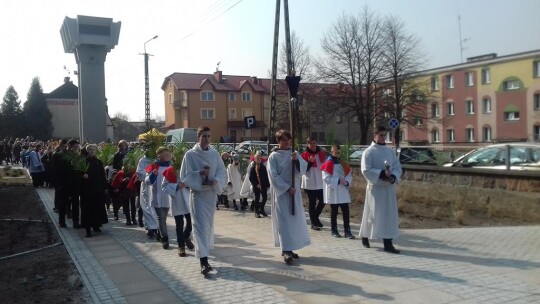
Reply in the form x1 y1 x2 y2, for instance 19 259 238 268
37 188 540 304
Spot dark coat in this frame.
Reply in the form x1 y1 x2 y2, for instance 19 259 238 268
80 157 108 228
249 163 270 189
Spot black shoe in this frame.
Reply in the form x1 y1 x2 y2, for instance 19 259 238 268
138 221 144 228
260 210 268 217
73 223 82 229
233 206 238 211
59 222 67 228
316 220 324 228
311 226 321 231
216 206 219 210
178 247 186 257
344 230 356 239
147 229 155 238
201 264 212 275
383 239 400 254
85 232 92 238
255 213 262 218
362 237 370 248
126 220 133 226
185 239 195 250
283 251 293 263
162 241 169 249
156 234 162 242
93 227 101 233
331 230 342 238
291 252 299 259
132 219 137 226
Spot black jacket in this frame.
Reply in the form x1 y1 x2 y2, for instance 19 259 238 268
249 162 270 189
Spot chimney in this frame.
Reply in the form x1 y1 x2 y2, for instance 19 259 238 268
64 76 71 83
251 76 258 84
214 70 222 83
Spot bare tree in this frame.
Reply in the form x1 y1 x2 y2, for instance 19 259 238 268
316 6 386 144
379 15 429 144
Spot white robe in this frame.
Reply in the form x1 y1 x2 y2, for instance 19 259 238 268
359 142 402 239
322 160 352 204
179 144 227 258
240 161 254 198
137 156 158 230
145 163 171 209
227 163 243 200
162 169 190 216
268 149 311 251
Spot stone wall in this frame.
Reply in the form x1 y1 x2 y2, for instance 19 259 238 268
350 165 540 222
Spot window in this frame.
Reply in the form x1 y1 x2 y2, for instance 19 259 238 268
242 108 252 118
466 128 474 142
466 100 474 114
168 93 173 104
481 68 491 84
465 72 474 86
482 127 492 142
201 108 215 119
431 129 440 143
534 93 540 110
431 76 439 91
414 116 423 126
201 91 214 101
447 129 455 142
534 126 540 141
181 110 188 120
504 111 520 121
482 98 492 113
352 115 358 122
447 102 455 116
228 108 237 119
336 115 342 123
431 103 439 118
504 80 520 90
180 91 187 106
228 92 236 101
534 61 540 78
445 75 454 89
242 92 252 102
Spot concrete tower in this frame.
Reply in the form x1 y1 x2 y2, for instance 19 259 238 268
60 15 121 143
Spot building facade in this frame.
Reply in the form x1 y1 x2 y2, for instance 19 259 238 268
406 50 540 146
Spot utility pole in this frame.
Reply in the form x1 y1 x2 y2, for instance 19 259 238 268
268 0 281 143
458 15 469 63
141 35 158 131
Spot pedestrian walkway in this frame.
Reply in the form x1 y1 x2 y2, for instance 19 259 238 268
37 188 540 304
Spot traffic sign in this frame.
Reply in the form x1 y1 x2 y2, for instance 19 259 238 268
388 118 400 130
244 116 256 129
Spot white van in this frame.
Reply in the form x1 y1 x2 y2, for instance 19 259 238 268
166 128 197 144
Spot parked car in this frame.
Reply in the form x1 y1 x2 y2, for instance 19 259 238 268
443 143 540 171
398 147 437 165
211 143 234 154
348 147 366 165
234 141 272 156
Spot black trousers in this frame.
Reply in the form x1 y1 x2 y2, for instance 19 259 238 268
253 187 268 213
174 214 192 247
123 192 136 221
60 189 80 225
330 203 350 231
304 189 325 224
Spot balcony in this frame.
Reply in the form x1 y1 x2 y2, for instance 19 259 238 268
173 99 187 109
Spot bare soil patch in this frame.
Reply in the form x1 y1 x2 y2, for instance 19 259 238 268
0 186 87 304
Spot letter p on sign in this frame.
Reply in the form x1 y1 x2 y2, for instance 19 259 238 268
244 116 256 129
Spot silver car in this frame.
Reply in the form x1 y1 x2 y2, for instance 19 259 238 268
444 143 540 171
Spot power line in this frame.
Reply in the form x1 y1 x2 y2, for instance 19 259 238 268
177 0 243 43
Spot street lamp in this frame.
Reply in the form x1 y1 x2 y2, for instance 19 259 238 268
143 35 158 131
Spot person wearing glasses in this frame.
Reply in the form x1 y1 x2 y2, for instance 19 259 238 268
359 126 402 254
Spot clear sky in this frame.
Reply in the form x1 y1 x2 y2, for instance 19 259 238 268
1 0 539 122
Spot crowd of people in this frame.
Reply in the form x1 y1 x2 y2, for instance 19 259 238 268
5 124 402 275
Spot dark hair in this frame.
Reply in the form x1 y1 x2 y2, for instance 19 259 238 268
67 139 79 147
376 125 387 134
331 143 340 150
275 129 291 142
59 138 68 145
197 126 211 138
306 137 316 143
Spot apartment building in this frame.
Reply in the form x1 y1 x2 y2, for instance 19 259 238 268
162 71 267 142
407 49 540 145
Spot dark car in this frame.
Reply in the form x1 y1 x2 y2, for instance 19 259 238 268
398 147 437 165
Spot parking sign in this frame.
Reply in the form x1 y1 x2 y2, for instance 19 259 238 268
388 118 400 130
